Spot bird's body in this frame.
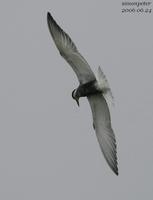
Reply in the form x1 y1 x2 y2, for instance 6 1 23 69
73 80 100 98
47 12 118 175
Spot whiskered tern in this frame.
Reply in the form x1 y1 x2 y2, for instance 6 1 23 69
47 12 118 175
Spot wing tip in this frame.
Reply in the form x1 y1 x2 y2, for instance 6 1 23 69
47 12 50 18
47 12 61 40
113 166 119 176
111 154 119 176
103 144 119 176
112 157 119 176
47 12 64 36
47 12 54 23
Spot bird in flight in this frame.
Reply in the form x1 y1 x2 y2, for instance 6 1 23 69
47 12 118 175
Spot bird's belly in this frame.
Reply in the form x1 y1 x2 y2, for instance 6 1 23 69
76 80 101 97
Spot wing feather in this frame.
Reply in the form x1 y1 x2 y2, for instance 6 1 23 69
88 94 118 175
47 12 95 84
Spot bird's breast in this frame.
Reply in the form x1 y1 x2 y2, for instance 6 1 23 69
76 80 101 98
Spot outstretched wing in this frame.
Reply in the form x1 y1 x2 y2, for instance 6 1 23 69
47 12 96 84
88 94 118 175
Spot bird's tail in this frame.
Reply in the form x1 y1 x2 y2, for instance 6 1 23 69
97 66 114 106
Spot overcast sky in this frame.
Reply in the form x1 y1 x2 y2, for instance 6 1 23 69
0 0 153 199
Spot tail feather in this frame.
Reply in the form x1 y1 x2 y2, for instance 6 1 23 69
97 66 114 106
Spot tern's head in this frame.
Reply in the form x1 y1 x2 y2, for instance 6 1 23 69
72 89 80 106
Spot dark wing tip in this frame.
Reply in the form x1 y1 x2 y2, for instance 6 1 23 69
47 12 60 40
112 152 119 176
47 12 51 19
114 151 119 176
112 157 119 176
47 12 50 18
113 166 119 176
47 12 63 35
47 12 54 24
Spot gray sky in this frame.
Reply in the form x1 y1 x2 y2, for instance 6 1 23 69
0 0 153 199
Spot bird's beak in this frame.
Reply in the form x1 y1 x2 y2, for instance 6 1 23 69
75 98 80 107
